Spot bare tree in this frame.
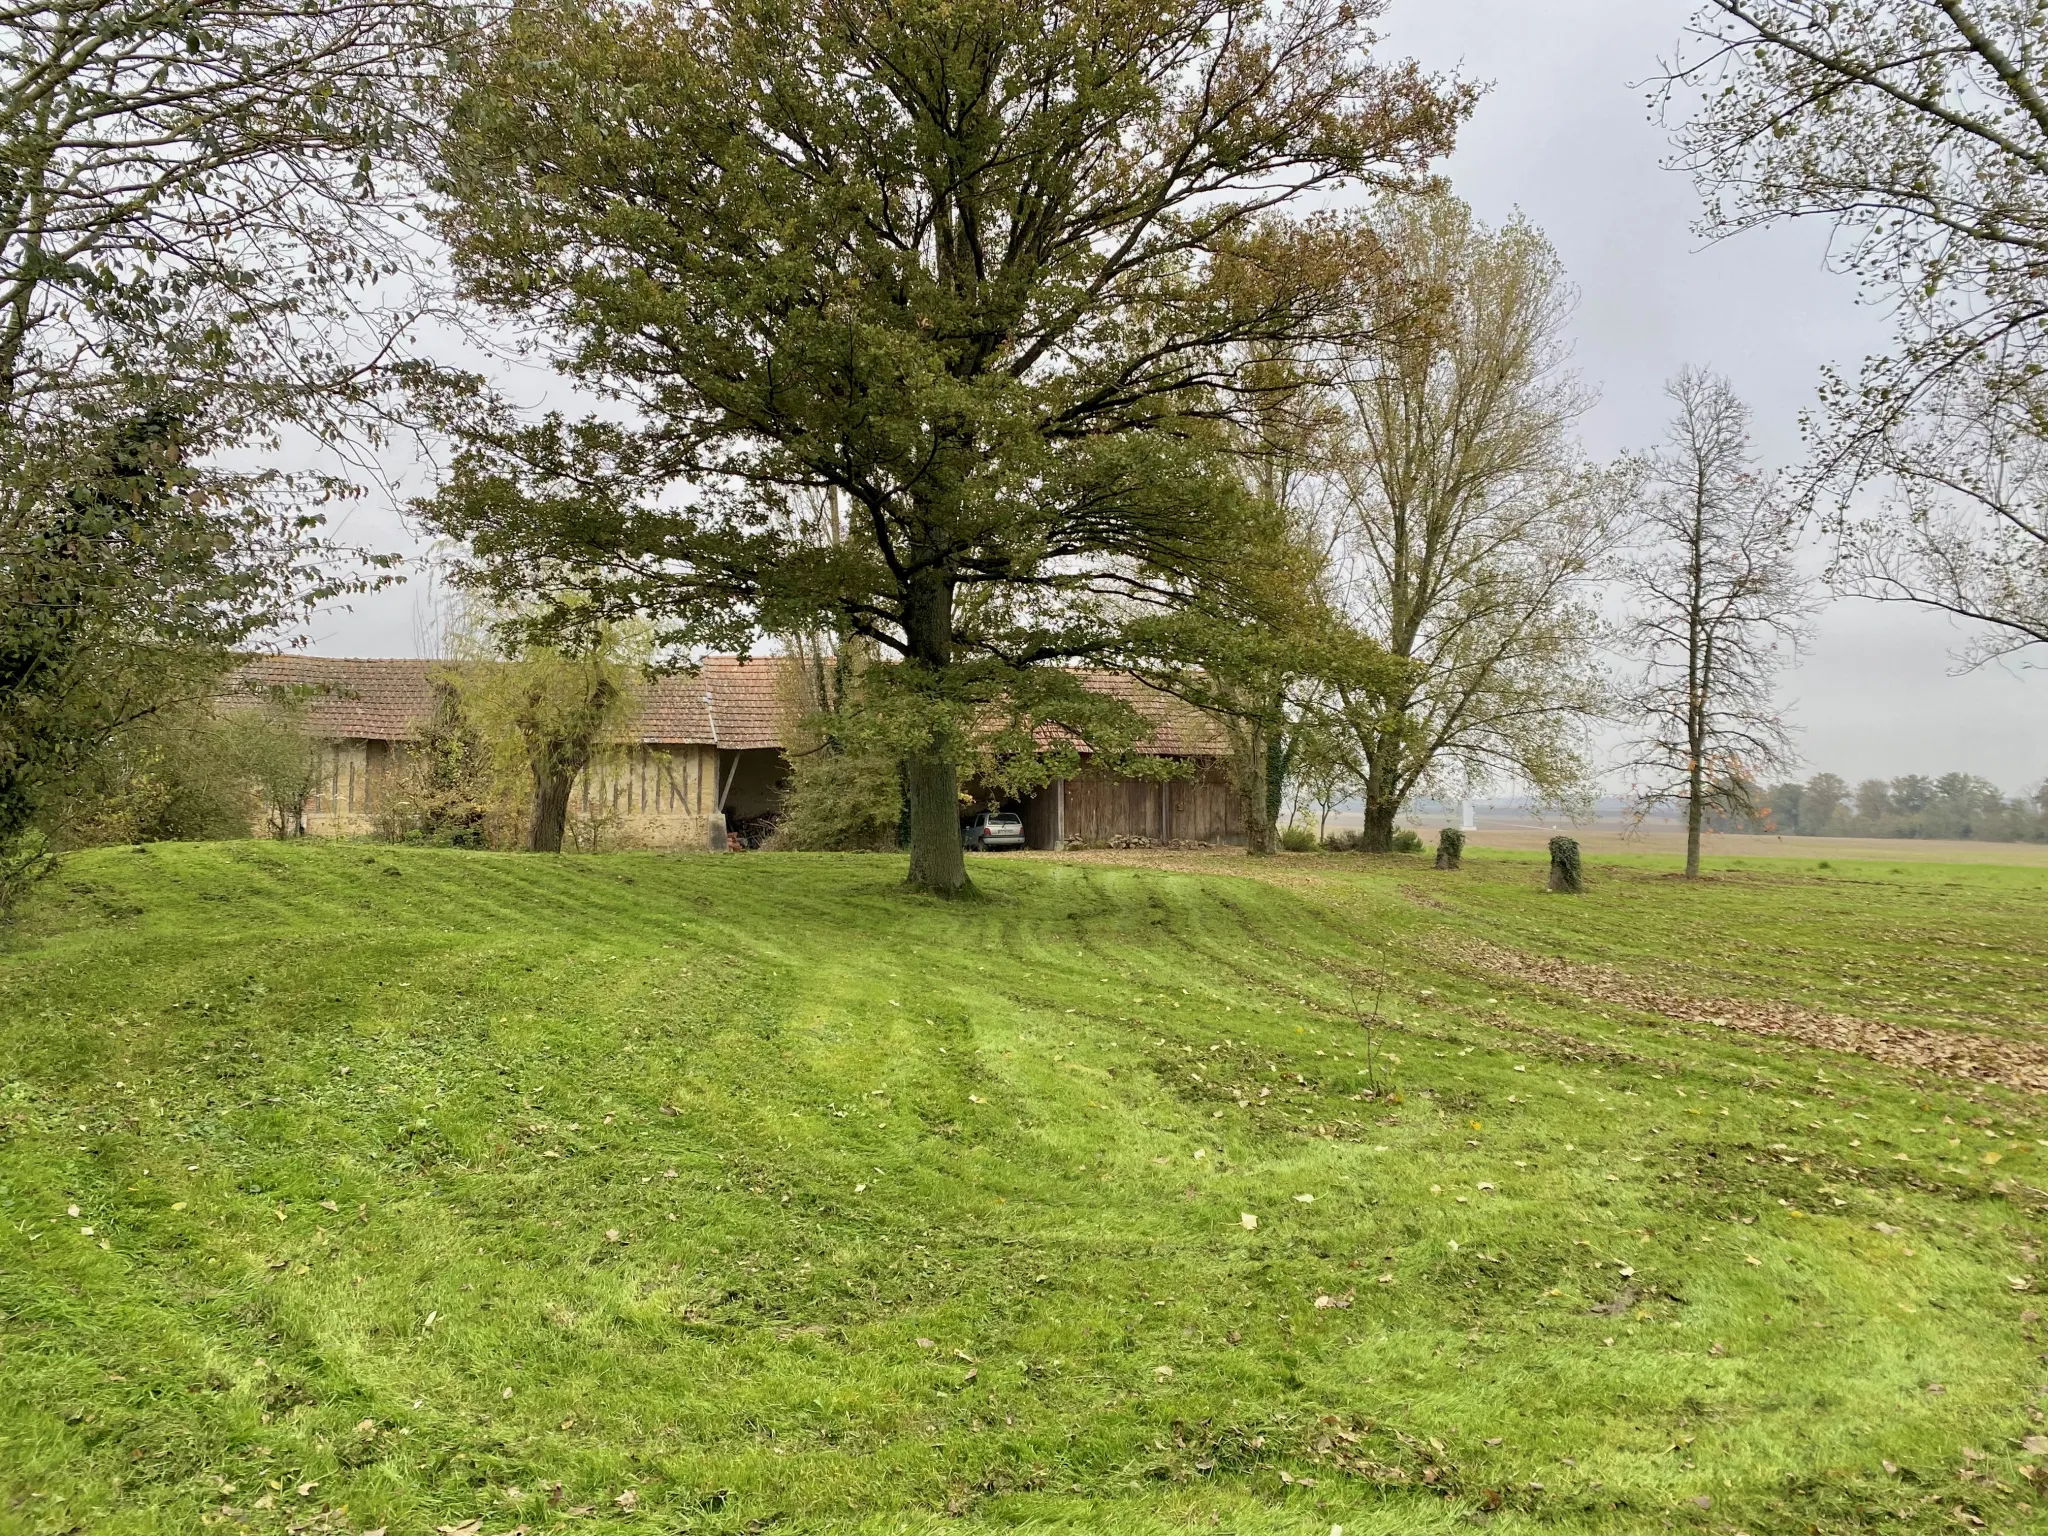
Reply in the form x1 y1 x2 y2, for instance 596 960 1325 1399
1661 1 2048 663
1 0 446 438
0 0 447 899
1621 369 1815 878
1327 193 1613 852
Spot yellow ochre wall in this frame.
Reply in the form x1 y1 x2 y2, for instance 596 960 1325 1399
299 739 732 850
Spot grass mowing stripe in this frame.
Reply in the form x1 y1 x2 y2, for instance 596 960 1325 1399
0 842 2042 1534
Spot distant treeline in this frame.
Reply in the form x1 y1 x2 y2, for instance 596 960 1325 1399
1715 773 2048 842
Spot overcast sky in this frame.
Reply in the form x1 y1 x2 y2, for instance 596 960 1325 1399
301 0 2048 794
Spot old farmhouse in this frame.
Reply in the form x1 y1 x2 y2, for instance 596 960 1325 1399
236 655 1248 851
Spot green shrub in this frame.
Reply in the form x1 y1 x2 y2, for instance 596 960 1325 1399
55 702 255 848
1390 828 1424 854
767 747 902 851
1279 824 1319 852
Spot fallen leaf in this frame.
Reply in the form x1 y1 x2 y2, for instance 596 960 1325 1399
915 1337 935 1348
1294 1193 1314 1204
1154 1364 1173 1377
1377 1273 1394 1285
435 1522 483 1536
297 1480 318 1496
1240 1213 1258 1230
614 1489 638 1512
1745 1256 1761 1266
67 1204 79 1217
1873 1223 1901 1235
319 1199 339 1213
2024 1436 2048 1455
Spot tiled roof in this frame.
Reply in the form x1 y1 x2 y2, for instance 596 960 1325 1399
229 656 443 742
228 654 1225 756
1072 671 1230 756
632 656 787 750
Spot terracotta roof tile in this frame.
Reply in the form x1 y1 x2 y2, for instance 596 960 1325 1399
228 654 1223 756
228 656 443 741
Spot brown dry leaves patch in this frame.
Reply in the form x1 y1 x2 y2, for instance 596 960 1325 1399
1444 935 2048 1096
1043 846 2048 1093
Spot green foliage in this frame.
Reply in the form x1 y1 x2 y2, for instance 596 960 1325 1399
1762 770 2048 843
768 747 903 853
0 0 432 901
423 0 1469 890
449 626 640 854
1328 194 1613 852
1389 827 1424 854
380 678 494 848
53 700 256 849
2 843 2044 1533
217 694 326 840
0 411 345 906
1277 823 1319 852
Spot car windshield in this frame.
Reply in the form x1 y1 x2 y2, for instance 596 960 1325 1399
990 814 1020 824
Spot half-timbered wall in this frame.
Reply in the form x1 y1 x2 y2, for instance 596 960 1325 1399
575 745 726 848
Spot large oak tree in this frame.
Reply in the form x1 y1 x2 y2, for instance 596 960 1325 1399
425 0 1469 893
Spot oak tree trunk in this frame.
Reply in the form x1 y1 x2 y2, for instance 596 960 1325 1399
901 565 970 896
904 751 968 893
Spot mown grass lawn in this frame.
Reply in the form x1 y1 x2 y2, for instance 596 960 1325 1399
1 842 2044 1535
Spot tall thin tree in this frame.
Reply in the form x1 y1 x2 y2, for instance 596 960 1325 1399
1622 369 1814 878
1327 194 1612 852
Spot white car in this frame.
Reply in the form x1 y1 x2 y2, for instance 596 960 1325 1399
962 811 1027 850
